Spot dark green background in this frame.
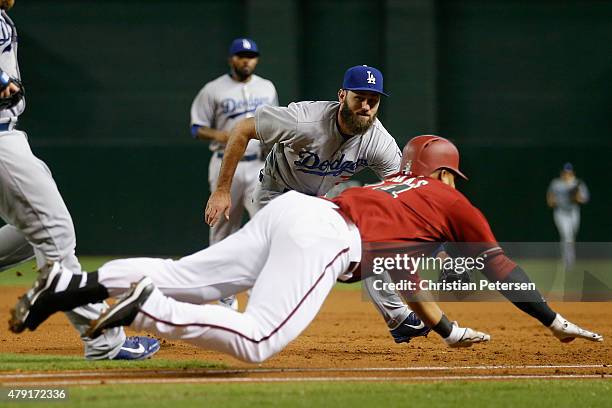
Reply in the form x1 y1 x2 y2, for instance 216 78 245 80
8 0 612 255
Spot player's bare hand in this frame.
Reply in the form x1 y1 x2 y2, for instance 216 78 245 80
205 190 231 226
0 82 19 98
549 314 603 343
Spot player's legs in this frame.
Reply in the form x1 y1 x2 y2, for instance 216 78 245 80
0 224 35 272
251 181 283 213
131 193 356 363
571 208 580 237
242 160 264 218
554 209 575 269
0 131 125 359
208 155 261 309
208 154 248 245
97 215 269 303
253 183 424 342
363 273 412 327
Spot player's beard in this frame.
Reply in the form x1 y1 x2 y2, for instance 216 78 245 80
232 65 253 82
339 99 377 135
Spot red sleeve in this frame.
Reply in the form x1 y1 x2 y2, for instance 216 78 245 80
446 198 497 243
446 197 517 279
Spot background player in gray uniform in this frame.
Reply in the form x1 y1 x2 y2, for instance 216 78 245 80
206 65 429 344
0 0 159 360
190 38 277 309
547 162 589 270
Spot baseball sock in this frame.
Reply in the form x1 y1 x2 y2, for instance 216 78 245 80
26 271 109 331
432 314 453 338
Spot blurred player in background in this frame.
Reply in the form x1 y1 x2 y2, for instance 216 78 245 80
190 38 278 310
547 163 589 270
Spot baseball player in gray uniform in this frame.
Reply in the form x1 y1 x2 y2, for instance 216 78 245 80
547 163 589 270
191 38 277 310
205 65 430 343
1 0 159 360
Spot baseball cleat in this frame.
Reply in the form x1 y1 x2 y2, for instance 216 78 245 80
443 321 491 348
9 262 62 333
111 336 161 360
390 312 432 343
549 314 603 343
448 327 491 348
86 277 154 339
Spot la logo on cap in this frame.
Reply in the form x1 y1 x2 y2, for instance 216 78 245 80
242 39 252 49
366 70 376 84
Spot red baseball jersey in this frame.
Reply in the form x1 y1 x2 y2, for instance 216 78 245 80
331 174 516 277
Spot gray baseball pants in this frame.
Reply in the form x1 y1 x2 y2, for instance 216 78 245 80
0 130 125 359
553 208 580 269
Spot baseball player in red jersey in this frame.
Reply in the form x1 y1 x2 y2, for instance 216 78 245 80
333 136 602 340
10 136 601 363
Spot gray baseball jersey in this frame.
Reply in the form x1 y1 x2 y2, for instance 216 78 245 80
255 101 401 197
190 73 278 156
253 100 409 330
548 178 589 212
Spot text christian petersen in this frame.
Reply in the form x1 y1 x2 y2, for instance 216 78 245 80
370 254 536 292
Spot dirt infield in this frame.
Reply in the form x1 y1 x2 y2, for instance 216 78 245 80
1 287 610 383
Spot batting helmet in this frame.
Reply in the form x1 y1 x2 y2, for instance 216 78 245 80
400 135 468 180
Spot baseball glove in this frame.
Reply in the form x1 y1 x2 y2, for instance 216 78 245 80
0 77 24 110
569 183 585 204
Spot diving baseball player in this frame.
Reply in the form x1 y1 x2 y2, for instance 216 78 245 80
0 0 159 360
191 37 277 310
547 163 589 270
11 136 602 364
205 65 428 343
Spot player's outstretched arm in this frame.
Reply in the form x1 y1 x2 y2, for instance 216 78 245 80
485 262 604 343
205 117 257 226
406 292 490 348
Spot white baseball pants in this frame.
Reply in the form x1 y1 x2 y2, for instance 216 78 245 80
98 192 361 363
253 183 413 329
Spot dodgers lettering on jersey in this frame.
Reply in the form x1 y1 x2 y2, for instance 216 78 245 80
0 10 24 122
293 151 368 177
190 74 278 156
255 101 401 196
221 96 271 120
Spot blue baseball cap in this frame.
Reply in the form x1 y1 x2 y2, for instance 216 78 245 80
563 162 574 172
342 65 388 96
229 38 259 56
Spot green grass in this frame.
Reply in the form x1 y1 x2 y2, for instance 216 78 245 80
0 353 224 372
1 381 610 408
